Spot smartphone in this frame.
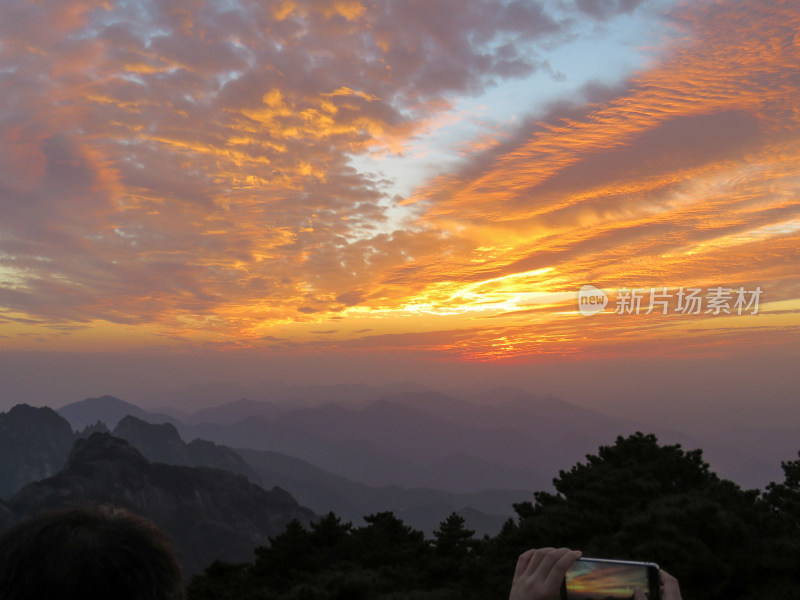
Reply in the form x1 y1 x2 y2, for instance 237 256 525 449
560 557 660 600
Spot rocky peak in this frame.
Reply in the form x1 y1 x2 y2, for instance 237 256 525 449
58 394 143 430
76 420 111 438
67 432 150 471
0 404 74 499
115 415 182 443
0 404 72 434
112 415 260 483
113 416 190 466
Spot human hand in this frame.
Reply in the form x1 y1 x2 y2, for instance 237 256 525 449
633 569 682 600
509 547 581 600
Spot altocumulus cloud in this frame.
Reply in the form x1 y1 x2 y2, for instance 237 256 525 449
0 0 573 337
2 0 798 362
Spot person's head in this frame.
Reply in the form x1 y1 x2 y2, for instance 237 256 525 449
0 505 185 600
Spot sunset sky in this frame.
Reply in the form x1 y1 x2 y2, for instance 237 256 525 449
1 0 798 412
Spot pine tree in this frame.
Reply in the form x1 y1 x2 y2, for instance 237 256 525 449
432 513 475 559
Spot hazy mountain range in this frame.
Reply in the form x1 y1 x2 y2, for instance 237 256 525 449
54 384 800 491
0 401 524 539
58 389 646 493
2 383 797 562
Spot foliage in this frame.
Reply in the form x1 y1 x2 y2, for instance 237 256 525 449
188 433 800 600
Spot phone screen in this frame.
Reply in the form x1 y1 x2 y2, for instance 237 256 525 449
563 558 659 600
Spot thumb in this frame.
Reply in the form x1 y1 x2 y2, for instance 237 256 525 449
632 587 647 600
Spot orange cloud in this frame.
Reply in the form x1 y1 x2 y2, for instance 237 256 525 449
0 0 798 363
0 0 568 348
363 0 800 359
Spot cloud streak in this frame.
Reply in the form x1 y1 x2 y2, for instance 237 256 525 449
364 0 800 359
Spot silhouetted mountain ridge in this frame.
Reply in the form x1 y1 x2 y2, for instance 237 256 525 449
150 381 430 412
0 404 74 499
182 397 287 425
185 401 552 492
1 402 261 500
7 433 314 574
112 415 260 483
38 386 796 495
59 395 178 430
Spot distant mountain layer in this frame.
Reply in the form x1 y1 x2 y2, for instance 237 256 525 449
107 410 522 537
68 383 799 491
14 385 796 546
151 381 428 413
173 387 795 491
59 395 178 430
55 391 690 495
58 389 675 494
112 415 260 483
180 397 287 425
6 433 315 574
181 395 633 493
237 447 524 537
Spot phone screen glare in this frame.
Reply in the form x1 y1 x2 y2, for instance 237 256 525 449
565 561 650 599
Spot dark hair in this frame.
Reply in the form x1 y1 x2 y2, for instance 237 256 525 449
0 505 185 600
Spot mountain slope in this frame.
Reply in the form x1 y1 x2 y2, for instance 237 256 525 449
187 410 546 493
0 499 14 532
8 433 314 574
183 395 638 493
237 447 528 536
112 415 260 483
0 405 74 499
182 398 287 425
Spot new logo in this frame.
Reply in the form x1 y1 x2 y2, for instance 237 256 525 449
578 285 608 316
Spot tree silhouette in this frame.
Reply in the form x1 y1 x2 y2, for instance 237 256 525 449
498 433 767 600
187 433 800 600
432 513 475 559
349 511 428 570
754 454 800 600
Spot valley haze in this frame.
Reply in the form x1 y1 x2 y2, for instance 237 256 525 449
32 382 800 493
